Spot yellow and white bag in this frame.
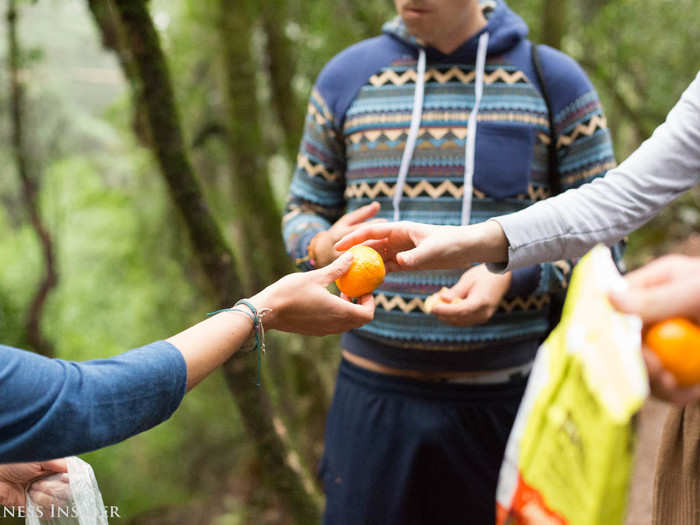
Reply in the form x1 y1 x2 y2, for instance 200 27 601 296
496 245 648 525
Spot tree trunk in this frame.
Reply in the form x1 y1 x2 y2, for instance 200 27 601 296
223 355 323 522
217 1 328 488
217 0 292 293
86 0 151 146
104 1 322 521
541 0 567 50
109 0 240 303
261 0 303 162
7 0 57 357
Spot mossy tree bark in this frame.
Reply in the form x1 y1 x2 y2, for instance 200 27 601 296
100 1 322 521
7 0 57 357
86 0 151 146
109 0 240 303
216 0 329 492
260 0 304 162
217 0 293 293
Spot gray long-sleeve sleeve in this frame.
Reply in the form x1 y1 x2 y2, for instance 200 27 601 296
491 71 700 271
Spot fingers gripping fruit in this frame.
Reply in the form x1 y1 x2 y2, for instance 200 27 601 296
644 317 700 386
336 246 386 298
424 287 463 313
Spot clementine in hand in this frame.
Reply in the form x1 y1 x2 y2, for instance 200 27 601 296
644 317 700 386
336 245 386 298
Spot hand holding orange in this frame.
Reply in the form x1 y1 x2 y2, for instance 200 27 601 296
644 317 700 386
335 245 386 298
424 287 462 313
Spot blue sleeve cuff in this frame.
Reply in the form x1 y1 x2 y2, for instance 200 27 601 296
506 265 542 299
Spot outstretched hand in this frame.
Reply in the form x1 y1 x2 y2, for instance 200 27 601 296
334 220 508 272
310 202 385 267
610 255 700 405
252 252 375 336
334 221 460 272
0 459 67 507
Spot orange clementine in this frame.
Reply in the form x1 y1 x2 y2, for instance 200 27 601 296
336 245 386 298
644 317 700 386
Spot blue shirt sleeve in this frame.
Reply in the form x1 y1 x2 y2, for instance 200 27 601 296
0 341 187 462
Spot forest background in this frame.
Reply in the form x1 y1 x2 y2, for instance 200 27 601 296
1 0 699 523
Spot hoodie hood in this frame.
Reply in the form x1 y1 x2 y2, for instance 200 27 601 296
382 0 528 60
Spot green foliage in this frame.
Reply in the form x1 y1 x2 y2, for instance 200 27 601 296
0 212 37 348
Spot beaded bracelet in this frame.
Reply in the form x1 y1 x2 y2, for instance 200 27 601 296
207 299 271 386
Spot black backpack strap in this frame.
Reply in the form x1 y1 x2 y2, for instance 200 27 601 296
530 43 561 196
530 42 566 335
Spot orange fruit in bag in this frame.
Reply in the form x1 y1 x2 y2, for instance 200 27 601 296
336 245 386 298
644 317 700 386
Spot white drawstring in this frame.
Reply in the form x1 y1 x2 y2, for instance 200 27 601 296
393 48 426 222
393 33 490 225
461 31 490 225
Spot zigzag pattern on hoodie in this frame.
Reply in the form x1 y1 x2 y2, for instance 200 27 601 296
283 2 619 372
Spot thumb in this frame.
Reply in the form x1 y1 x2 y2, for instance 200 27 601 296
396 245 431 270
442 274 474 301
608 288 638 315
354 293 376 320
609 283 691 324
343 201 381 226
321 252 354 284
40 459 68 474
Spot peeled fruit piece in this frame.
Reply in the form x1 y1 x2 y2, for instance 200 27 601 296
424 287 462 313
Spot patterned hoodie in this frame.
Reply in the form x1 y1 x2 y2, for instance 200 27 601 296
283 0 620 374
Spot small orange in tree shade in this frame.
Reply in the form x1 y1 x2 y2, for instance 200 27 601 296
644 317 700 386
336 245 386 299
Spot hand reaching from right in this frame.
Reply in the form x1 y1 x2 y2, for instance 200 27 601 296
610 254 700 405
335 220 508 272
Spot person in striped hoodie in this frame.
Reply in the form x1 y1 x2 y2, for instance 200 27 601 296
283 1 621 523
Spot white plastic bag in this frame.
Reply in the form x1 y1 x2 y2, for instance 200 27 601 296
25 457 108 525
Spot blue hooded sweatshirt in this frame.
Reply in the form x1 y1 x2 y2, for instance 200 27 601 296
283 0 619 373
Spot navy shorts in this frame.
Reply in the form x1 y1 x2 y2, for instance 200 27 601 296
320 358 527 525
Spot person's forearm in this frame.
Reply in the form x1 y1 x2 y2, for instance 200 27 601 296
167 313 253 391
491 72 700 271
167 287 288 390
462 220 509 264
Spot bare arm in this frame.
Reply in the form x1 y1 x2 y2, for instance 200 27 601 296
169 252 374 390
1 254 373 462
